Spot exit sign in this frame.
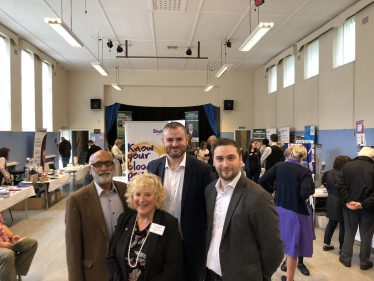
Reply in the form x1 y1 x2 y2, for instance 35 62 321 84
239 126 246 129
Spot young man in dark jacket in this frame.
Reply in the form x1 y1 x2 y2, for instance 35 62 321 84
59 137 71 167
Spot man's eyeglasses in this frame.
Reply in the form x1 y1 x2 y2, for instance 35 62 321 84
90 161 114 168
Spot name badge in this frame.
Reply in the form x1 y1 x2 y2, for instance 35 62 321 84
149 223 165 236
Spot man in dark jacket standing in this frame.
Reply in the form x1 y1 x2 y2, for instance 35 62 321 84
85 140 101 164
59 137 71 168
337 147 374 270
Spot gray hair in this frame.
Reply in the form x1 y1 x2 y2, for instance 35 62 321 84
358 147 374 158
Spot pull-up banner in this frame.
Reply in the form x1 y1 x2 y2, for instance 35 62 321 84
117 111 132 150
125 121 167 182
34 128 47 170
185 111 199 143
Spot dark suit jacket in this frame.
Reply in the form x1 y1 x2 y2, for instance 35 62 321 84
65 181 128 281
147 155 214 275
86 144 102 163
106 210 183 281
205 174 284 281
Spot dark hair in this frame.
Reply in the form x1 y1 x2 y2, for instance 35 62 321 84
212 138 240 155
162 122 187 136
199 141 207 149
262 138 269 145
248 139 257 151
88 140 94 144
0 148 10 160
270 134 278 142
333 156 351 170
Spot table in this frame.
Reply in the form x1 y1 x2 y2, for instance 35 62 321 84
0 186 36 218
35 173 71 209
310 186 328 222
60 165 89 190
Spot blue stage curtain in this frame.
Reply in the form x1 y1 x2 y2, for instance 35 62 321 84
203 103 220 137
105 103 121 133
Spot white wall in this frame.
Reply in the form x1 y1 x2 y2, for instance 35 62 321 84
67 70 254 133
253 3 374 131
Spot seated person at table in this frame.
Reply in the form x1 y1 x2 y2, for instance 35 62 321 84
0 148 11 185
0 214 38 281
107 173 183 281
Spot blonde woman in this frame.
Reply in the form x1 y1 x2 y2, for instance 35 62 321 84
259 145 315 281
112 139 124 164
107 173 182 281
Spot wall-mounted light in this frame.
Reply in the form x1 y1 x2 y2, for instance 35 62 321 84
45 18 84 48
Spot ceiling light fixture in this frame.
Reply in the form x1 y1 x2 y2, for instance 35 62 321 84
215 40 233 78
117 45 123 53
91 31 109 76
239 22 273 51
186 47 192 56
91 62 109 76
204 61 214 92
111 61 122 90
239 1 273 52
45 18 84 47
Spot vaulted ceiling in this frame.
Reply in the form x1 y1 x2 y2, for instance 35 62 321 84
0 0 359 73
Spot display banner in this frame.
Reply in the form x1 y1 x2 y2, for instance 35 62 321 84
117 111 133 149
33 129 47 170
252 129 266 140
280 127 290 144
266 128 277 140
185 111 199 143
356 120 366 146
125 121 167 182
304 126 315 143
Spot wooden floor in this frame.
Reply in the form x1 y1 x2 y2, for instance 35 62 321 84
3 185 374 281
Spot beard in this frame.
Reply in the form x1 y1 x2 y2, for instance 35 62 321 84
216 168 240 182
165 146 187 159
92 170 113 185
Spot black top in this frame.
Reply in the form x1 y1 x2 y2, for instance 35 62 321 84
107 210 183 281
125 222 151 281
338 156 374 213
86 145 101 163
243 149 260 173
265 146 284 171
259 161 315 215
323 169 344 222
59 140 72 157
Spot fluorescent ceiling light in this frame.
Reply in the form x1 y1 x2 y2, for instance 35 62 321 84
215 64 233 78
45 18 84 48
91 62 109 76
239 22 274 52
111 83 123 91
204 84 214 92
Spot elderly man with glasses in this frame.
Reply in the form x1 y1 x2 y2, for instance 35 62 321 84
65 150 129 281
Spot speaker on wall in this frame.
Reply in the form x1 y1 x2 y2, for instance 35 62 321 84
224 100 234 110
90 99 101 110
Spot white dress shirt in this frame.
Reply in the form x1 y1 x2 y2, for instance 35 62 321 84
163 153 186 236
206 171 242 276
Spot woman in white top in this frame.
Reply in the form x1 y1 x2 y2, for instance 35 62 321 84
0 147 11 184
112 139 124 164
197 141 210 163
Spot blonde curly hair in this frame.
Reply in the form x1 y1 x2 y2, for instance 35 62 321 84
291 145 307 161
125 173 166 210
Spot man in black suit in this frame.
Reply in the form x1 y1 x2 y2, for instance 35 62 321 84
147 122 214 281
186 123 199 138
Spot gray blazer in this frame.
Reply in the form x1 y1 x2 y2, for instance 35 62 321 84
205 174 284 281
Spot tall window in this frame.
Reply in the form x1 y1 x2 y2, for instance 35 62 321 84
268 65 277 94
42 62 53 131
305 39 319 79
283 55 295 88
334 16 355 68
0 36 11 131
21 50 35 131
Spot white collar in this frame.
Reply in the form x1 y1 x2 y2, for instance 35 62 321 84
165 152 187 169
215 171 242 192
